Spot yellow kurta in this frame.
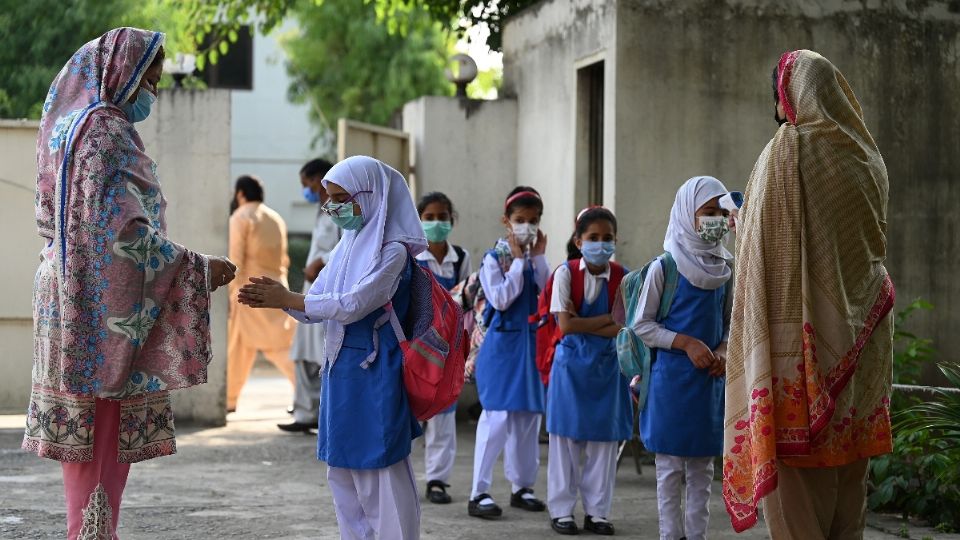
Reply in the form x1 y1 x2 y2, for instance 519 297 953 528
227 202 296 408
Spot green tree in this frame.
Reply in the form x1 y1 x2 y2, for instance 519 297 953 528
281 0 453 128
0 0 197 120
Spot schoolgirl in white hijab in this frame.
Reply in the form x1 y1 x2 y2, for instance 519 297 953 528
630 175 733 540
239 155 428 540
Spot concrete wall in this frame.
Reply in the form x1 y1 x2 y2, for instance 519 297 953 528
402 96 518 264
502 0 618 265
0 90 232 424
139 89 232 425
0 120 45 413
613 0 960 372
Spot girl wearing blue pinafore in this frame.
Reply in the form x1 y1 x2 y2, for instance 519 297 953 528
632 176 733 540
546 207 632 536
415 191 473 505
239 156 428 540
467 186 550 519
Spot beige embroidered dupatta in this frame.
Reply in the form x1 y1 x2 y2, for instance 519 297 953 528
722 50 895 532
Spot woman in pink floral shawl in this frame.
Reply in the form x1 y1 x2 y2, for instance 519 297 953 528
25 27 236 539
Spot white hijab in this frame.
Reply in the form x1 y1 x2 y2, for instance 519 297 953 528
317 156 427 363
663 176 732 290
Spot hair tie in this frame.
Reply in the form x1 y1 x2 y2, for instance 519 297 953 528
576 205 609 224
504 190 541 210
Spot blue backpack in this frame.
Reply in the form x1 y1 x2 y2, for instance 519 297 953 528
615 252 679 411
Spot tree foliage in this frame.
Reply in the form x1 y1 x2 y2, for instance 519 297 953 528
280 0 453 128
0 0 199 119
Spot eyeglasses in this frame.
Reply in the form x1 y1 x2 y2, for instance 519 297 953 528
320 190 372 217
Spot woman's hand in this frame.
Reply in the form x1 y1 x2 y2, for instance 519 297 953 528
673 334 717 370
238 276 300 310
209 257 237 292
531 229 548 256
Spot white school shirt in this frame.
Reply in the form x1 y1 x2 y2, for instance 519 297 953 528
630 259 732 350
414 242 472 281
285 242 407 325
479 251 550 312
549 259 610 314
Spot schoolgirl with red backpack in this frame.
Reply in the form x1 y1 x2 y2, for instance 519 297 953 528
239 156 467 540
540 207 633 536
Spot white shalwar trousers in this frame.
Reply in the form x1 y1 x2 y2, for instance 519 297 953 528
424 410 457 483
327 457 421 540
547 434 618 519
470 410 541 499
654 453 714 540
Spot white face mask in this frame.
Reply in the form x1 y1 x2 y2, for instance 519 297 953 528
512 222 539 246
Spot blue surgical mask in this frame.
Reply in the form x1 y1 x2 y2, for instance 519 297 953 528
122 90 156 123
302 186 320 204
331 214 364 231
581 241 616 266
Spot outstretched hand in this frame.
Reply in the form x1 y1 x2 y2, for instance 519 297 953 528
238 276 299 310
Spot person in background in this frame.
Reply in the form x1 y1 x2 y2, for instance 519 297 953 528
25 28 235 539
415 191 472 504
227 175 296 413
279 158 340 433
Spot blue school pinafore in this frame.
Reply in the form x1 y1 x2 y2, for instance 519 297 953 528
547 281 633 441
318 259 422 469
474 253 545 413
640 275 726 457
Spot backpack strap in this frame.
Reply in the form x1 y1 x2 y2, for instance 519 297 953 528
452 245 466 284
568 259 586 313
656 252 680 322
607 261 626 311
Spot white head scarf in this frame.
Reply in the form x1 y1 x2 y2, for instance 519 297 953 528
663 176 732 290
317 156 427 363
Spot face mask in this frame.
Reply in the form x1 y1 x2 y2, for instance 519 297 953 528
302 186 320 204
697 215 729 243
331 214 363 231
512 222 538 246
580 241 616 266
422 220 452 243
123 90 156 123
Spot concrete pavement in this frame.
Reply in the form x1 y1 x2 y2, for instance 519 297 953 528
0 370 919 539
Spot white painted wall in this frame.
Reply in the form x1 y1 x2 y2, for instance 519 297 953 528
230 23 326 235
0 90 232 425
502 0 618 266
0 120 44 413
402 96 518 264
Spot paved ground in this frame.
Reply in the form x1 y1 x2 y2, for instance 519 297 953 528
0 369 942 539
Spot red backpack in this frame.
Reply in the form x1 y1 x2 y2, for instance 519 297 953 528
395 261 469 421
534 259 626 385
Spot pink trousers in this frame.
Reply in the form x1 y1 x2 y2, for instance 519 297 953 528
61 398 131 540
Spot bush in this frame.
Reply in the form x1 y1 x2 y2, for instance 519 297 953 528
867 299 960 532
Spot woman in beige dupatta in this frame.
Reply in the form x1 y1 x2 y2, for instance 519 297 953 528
722 50 895 539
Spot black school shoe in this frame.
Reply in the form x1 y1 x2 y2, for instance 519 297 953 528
426 480 452 504
468 493 503 518
510 487 546 511
583 515 615 535
551 516 580 535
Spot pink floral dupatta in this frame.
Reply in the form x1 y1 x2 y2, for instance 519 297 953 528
24 28 211 463
722 50 895 532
